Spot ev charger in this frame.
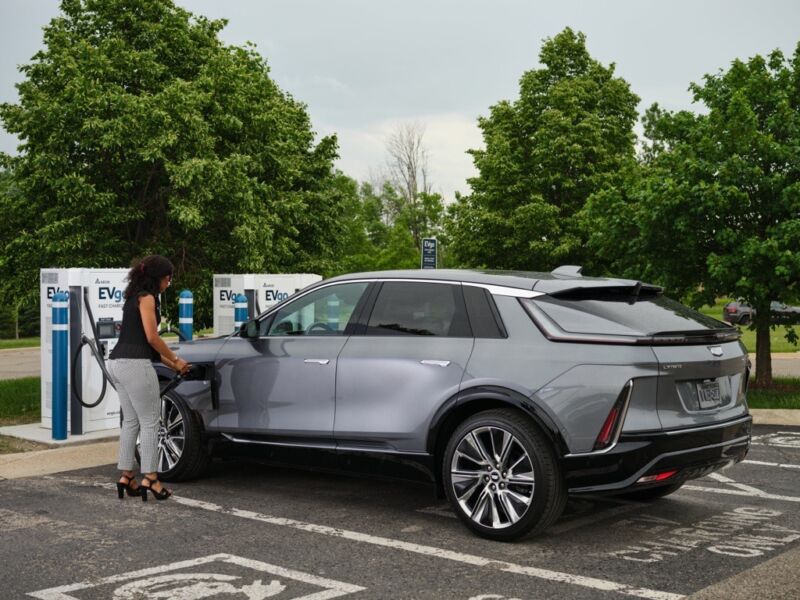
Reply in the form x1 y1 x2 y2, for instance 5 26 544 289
213 273 321 335
40 268 127 434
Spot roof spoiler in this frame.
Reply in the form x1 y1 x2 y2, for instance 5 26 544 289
551 265 583 277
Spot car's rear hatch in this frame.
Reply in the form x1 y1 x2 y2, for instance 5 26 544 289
525 283 749 430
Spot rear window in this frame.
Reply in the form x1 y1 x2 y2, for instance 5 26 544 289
528 293 730 337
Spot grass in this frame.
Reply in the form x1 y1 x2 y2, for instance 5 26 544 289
698 298 799 354
0 337 40 350
0 377 43 454
0 376 40 426
747 377 800 410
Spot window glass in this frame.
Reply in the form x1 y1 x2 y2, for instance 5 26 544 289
266 282 368 336
366 282 471 337
530 293 730 337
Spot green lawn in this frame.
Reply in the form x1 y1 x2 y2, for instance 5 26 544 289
0 337 40 350
0 376 40 425
698 298 799 354
747 377 800 409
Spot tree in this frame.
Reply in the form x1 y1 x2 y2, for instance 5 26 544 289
0 0 344 327
446 28 639 271
586 46 800 386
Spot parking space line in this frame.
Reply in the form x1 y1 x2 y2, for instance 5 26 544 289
549 502 644 535
683 485 800 503
58 478 683 600
167 495 684 600
743 459 800 471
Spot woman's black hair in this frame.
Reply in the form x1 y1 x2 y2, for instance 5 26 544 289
123 255 174 300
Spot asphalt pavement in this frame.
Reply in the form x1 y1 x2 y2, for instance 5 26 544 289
2 424 799 599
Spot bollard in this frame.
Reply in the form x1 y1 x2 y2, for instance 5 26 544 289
234 293 249 331
178 289 193 341
51 292 69 440
327 295 340 328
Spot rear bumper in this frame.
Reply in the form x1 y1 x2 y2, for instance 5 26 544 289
562 415 751 493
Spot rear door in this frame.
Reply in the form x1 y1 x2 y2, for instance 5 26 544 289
335 281 474 453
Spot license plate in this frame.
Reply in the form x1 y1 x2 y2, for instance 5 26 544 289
697 380 722 409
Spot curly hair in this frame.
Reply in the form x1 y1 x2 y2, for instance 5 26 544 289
123 255 174 300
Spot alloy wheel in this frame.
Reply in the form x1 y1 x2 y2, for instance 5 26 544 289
449 426 535 529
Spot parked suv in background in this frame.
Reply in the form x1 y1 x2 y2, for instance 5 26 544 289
723 299 800 326
149 268 752 541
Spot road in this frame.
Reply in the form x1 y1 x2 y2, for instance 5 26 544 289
1 424 799 599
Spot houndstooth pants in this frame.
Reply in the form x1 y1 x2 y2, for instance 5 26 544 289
108 359 161 473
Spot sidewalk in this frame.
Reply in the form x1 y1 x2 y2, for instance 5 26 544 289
0 347 40 380
0 440 118 480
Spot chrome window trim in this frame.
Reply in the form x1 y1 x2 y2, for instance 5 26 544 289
249 278 541 330
463 282 544 298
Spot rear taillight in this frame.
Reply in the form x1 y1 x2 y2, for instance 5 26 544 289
592 382 632 451
637 469 678 484
728 307 737 314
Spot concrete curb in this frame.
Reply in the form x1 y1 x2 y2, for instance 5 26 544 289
749 408 800 426
0 440 118 480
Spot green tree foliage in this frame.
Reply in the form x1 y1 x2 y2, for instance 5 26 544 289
586 46 800 385
0 0 344 327
446 28 639 271
334 181 424 273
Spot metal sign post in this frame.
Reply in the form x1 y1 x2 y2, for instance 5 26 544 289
421 237 437 269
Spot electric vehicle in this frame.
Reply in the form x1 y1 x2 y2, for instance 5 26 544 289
149 268 752 541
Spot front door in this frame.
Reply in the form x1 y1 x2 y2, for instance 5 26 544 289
216 282 370 440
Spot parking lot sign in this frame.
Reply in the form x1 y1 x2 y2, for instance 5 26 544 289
421 237 437 269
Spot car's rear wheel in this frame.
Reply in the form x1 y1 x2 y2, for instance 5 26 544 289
135 389 210 482
443 408 566 541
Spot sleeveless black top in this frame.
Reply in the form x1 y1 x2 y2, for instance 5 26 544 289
109 293 161 361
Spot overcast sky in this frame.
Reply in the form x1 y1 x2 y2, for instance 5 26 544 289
2 0 799 201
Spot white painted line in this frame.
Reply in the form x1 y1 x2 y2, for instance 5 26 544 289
683 485 800 503
549 502 644 535
173 497 683 600
28 553 364 600
743 459 800 471
58 478 685 599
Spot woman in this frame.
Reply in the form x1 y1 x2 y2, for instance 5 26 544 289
108 255 190 501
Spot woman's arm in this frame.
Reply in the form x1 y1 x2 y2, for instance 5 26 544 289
139 294 189 373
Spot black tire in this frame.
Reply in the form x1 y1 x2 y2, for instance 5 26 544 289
135 388 210 482
442 408 566 542
621 482 684 501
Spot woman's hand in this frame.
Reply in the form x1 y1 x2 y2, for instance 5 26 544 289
174 357 190 374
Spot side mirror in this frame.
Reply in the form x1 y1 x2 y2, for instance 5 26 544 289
239 320 259 338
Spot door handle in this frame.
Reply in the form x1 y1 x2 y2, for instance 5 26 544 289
421 360 450 367
304 359 330 365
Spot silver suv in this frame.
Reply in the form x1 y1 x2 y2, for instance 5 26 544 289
151 268 752 541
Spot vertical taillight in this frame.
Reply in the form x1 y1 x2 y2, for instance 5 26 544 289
593 381 632 451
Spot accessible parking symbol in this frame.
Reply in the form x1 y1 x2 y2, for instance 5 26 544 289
27 554 364 600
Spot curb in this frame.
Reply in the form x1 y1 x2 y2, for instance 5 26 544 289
0 440 118 480
749 408 800 426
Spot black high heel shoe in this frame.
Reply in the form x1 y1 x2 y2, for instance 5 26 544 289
140 476 172 502
116 474 141 499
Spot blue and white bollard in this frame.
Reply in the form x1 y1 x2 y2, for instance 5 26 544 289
327 295 340 328
234 293 248 331
51 291 69 440
178 289 193 341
